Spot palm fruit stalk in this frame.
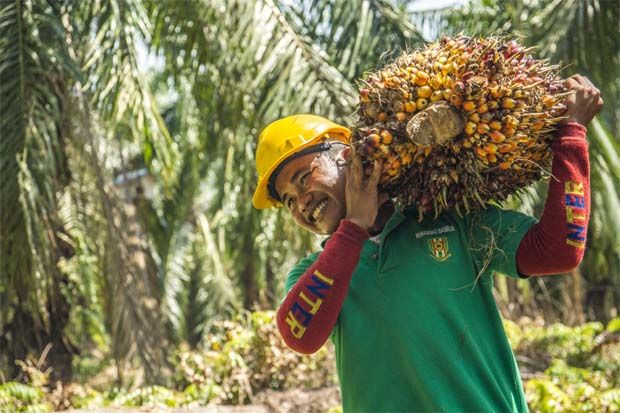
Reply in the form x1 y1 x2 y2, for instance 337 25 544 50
352 35 567 219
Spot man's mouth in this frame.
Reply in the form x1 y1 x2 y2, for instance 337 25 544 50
309 199 328 223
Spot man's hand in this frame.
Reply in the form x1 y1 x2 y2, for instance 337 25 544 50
344 147 384 231
561 74 604 127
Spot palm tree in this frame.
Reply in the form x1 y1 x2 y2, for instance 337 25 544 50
4 0 614 383
0 0 175 380
0 0 426 380
143 0 426 329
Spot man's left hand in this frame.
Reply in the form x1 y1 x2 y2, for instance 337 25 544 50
561 74 604 127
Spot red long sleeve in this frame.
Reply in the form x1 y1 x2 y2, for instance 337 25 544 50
276 220 368 354
516 123 590 276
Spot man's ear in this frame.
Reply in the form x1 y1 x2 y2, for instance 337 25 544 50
339 145 352 161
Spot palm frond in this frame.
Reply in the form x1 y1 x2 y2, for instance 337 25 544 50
78 0 177 183
0 0 80 373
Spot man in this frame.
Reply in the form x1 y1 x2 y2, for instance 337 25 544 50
252 75 602 412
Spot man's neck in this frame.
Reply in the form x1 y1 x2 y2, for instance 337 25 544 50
367 201 395 236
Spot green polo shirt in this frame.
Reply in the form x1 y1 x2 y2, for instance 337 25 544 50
284 205 537 412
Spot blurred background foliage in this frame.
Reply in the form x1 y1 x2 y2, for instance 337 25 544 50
0 0 618 411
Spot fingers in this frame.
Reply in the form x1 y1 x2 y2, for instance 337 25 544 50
566 74 600 94
350 146 362 181
367 159 383 188
570 74 596 92
561 74 603 126
564 74 602 106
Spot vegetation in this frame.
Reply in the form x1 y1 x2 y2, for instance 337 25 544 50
1 313 618 412
1 0 618 411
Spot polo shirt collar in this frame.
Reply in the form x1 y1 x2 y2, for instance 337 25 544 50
320 206 411 249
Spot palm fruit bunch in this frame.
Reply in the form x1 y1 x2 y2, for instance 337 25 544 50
352 35 567 219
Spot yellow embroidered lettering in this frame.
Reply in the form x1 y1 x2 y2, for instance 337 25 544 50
566 239 585 249
565 181 584 196
566 207 586 225
313 269 334 285
299 291 323 314
285 311 306 339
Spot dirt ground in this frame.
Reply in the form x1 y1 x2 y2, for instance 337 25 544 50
60 386 341 413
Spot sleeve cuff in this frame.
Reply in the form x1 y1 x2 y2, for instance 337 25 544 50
554 122 587 138
337 219 370 244
552 123 588 151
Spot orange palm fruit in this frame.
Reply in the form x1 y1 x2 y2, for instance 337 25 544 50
380 130 393 145
430 75 443 90
415 71 429 86
462 100 476 112
485 143 498 154
416 98 429 110
499 161 511 170
418 86 432 99
430 91 444 102
449 94 463 107
465 122 477 135
489 131 506 143
489 120 502 130
367 134 381 147
477 123 490 134
501 98 517 109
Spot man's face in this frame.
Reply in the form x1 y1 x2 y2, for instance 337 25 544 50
274 147 348 235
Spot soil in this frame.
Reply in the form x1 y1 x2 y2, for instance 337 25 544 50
59 386 341 413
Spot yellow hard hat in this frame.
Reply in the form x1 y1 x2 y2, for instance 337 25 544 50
253 114 350 209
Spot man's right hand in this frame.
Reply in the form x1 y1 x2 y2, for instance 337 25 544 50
561 74 603 127
344 147 384 231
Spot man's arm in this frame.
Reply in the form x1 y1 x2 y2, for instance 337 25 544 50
276 220 368 353
516 75 603 276
277 149 383 353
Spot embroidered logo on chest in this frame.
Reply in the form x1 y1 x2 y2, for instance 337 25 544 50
429 237 451 262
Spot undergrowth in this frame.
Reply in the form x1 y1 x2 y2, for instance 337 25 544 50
1 312 618 413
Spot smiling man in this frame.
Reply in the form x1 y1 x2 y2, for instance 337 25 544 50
253 75 602 412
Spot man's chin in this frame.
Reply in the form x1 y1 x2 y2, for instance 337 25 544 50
304 221 337 236
299 213 342 235
321 219 340 235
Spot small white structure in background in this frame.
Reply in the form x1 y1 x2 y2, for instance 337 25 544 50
113 168 155 201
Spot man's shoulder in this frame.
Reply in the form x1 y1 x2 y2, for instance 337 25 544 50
290 251 321 273
283 251 321 295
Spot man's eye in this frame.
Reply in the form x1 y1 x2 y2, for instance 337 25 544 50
301 172 310 185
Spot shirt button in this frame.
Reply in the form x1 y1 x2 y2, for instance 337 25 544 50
371 253 378 259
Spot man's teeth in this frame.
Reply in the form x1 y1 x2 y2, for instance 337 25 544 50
311 200 327 221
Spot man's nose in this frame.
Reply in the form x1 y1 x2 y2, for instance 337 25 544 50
297 192 312 213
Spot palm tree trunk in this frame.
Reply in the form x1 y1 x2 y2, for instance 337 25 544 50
241 255 258 310
570 268 585 325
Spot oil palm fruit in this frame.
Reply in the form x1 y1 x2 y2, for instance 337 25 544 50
352 35 567 219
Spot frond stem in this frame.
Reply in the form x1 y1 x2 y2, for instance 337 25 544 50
15 0 25 126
